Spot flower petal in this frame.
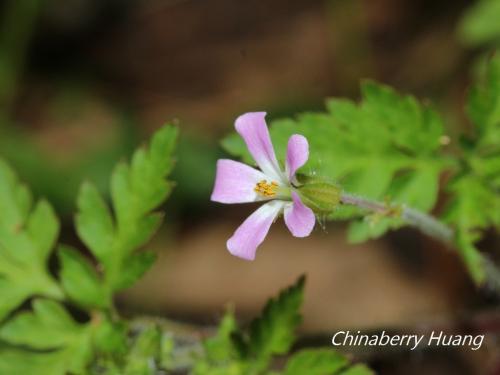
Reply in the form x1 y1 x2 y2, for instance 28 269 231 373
235 112 285 183
227 200 285 260
284 192 315 237
211 159 269 203
285 134 309 182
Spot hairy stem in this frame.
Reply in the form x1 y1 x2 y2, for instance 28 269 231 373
339 192 454 245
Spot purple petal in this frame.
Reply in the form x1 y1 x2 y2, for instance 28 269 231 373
211 159 268 203
284 192 315 237
235 112 285 183
286 134 309 182
227 200 285 260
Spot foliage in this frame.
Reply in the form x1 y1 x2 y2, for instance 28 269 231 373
223 54 500 285
194 276 373 375
442 53 500 282
0 125 372 374
458 0 500 47
0 125 178 374
0 159 63 320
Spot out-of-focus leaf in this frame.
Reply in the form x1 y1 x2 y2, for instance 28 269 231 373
0 299 83 349
0 299 93 375
76 182 115 267
69 125 178 309
443 54 500 283
58 245 108 308
123 325 162 375
232 276 305 372
114 251 157 290
195 277 373 375
283 349 347 375
0 159 62 320
459 0 500 46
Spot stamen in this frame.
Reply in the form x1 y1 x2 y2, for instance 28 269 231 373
254 180 279 197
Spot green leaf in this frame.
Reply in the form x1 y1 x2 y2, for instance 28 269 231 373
0 279 30 321
0 159 62 320
283 349 347 375
204 310 239 362
114 251 157 290
58 245 108 308
74 125 178 295
123 325 162 375
0 299 94 375
443 54 500 284
93 319 128 356
0 299 83 349
458 0 500 46
223 82 449 241
0 126 179 374
76 182 115 267
467 53 500 147
193 311 242 374
26 200 59 261
0 348 71 375
234 276 305 370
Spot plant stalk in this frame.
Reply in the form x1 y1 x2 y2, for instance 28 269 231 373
339 192 454 245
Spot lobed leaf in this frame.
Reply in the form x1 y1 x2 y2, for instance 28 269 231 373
443 53 500 283
0 160 62 320
58 245 108 308
0 299 94 375
68 124 178 308
231 276 305 372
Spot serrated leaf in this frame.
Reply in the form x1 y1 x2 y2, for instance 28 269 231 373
443 54 500 283
0 159 62 320
123 213 163 254
204 311 238 362
114 251 157 290
76 182 115 267
283 349 347 375
58 245 108 308
0 299 83 349
233 276 305 371
467 53 500 146
0 299 94 375
74 124 178 294
0 159 32 229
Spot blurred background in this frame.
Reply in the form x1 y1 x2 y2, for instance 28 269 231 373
1 0 499 373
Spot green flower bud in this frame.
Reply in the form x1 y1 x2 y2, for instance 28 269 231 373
296 176 341 214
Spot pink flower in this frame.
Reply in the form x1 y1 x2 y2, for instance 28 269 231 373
211 112 315 260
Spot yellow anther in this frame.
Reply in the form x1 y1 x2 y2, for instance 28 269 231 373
254 180 279 197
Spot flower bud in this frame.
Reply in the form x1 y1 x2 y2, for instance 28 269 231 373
296 176 341 214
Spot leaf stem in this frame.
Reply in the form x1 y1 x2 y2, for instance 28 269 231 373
339 192 454 245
